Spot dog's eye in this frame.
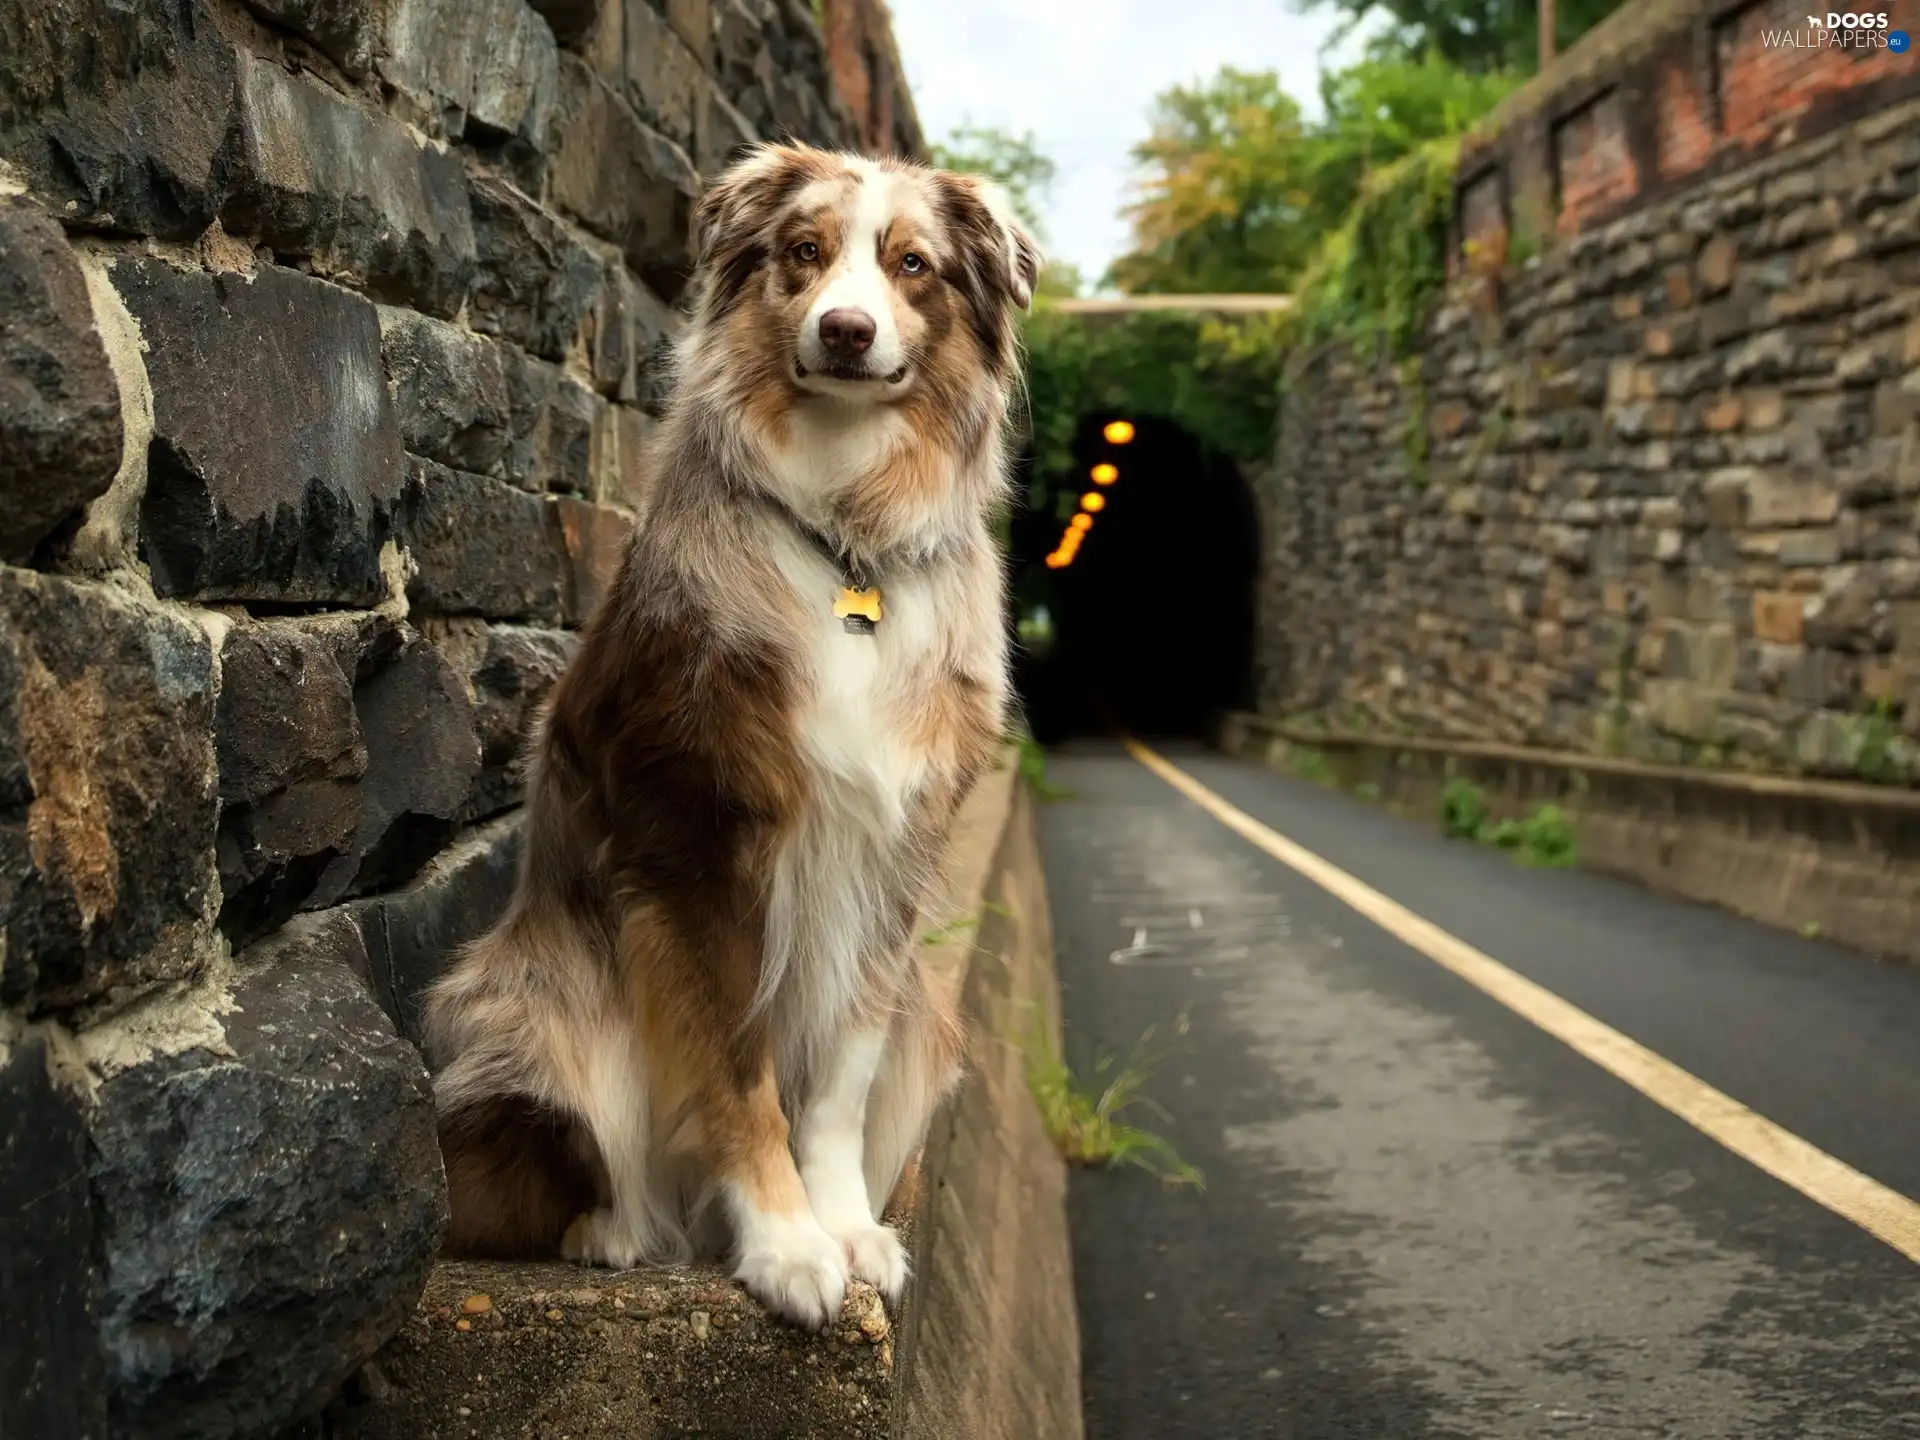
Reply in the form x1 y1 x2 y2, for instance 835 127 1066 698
900 252 927 275
792 241 820 262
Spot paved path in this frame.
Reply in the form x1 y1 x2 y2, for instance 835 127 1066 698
1037 740 1920 1440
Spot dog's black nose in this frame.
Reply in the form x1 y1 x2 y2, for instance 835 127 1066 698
819 308 876 357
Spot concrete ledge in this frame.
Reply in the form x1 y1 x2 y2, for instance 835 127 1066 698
325 750 1082 1438
1220 712 1920 967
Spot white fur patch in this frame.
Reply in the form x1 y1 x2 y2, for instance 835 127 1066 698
726 1182 850 1331
755 516 949 1035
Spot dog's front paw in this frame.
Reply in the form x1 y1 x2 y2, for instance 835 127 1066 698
831 1222 908 1307
734 1220 850 1331
561 1209 645 1270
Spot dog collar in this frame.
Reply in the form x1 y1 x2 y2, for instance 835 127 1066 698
762 496 888 635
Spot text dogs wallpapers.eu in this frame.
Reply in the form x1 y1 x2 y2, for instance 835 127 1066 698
425 142 1041 1329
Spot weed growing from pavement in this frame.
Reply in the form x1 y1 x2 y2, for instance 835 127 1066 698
1021 1008 1205 1189
1286 745 1337 784
1440 777 1489 838
919 901 1014 949
1440 779 1577 867
1014 733 1075 801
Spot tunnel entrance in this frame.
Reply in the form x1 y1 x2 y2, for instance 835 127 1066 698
1012 411 1260 743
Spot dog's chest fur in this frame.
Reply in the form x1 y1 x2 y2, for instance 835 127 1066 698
758 520 987 1038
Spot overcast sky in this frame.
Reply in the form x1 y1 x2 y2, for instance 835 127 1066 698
888 1 1379 291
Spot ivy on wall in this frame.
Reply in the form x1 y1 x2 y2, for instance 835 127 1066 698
1284 134 1460 360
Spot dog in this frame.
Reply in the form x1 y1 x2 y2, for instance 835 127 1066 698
422 141 1042 1331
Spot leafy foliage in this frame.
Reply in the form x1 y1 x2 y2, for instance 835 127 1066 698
1107 55 1517 297
1021 305 1289 496
1108 69 1323 295
1440 776 1489 838
1281 133 1462 357
1295 0 1632 75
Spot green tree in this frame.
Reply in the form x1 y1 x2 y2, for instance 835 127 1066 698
1306 49 1521 223
1293 0 1630 75
929 122 1081 296
1107 54 1516 295
930 123 1056 233
1106 68 1323 294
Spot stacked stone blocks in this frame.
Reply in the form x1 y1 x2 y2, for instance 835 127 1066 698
0 0 869 1435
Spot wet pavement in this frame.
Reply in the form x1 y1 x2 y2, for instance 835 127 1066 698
1039 740 1920 1440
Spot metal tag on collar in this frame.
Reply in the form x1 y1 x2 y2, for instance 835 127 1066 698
834 584 883 635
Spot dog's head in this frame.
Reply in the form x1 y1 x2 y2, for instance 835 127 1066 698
685 143 1042 407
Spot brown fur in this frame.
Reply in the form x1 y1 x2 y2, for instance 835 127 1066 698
425 143 1037 1316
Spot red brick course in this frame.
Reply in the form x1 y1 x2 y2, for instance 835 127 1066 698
1453 0 1920 252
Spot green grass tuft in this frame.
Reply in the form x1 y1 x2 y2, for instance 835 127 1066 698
1021 1009 1204 1189
1440 777 1488 839
1513 803 1576 868
1016 733 1074 801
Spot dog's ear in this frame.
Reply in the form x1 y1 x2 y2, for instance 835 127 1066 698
974 178 1043 311
690 144 825 312
933 171 1045 314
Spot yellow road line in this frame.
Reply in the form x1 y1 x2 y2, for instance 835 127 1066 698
1126 737 1920 1266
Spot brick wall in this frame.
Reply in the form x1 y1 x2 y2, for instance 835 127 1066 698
1259 89 1920 784
0 1 884 1436
1451 0 1920 257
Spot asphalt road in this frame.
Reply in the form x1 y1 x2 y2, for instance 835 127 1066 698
1037 739 1920 1440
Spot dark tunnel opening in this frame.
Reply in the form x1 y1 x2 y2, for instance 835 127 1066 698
1012 411 1261 744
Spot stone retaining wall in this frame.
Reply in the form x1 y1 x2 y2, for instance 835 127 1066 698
1257 6 1920 788
0 3 918 1436
1219 711 1920 968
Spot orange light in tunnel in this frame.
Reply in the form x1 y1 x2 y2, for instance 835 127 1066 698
1090 462 1119 485
1070 513 1093 532
1103 420 1136 445
1080 492 1106 513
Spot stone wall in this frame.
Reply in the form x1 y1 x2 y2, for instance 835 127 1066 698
0 2 913 1437
1257 4 1920 784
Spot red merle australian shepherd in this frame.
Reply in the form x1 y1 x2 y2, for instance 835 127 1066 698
424 142 1041 1330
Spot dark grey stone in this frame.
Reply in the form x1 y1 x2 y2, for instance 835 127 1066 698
91 919 446 1440
550 57 700 299
378 307 513 475
0 196 123 563
113 258 409 605
237 0 381 77
600 256 682 408
709 0 853 150
499 348 594 493
377 0 559 148
0 568 216 1012
0 1036 105 1440
468 174 610 362
214 620 368 947
696 71 761 179
430 621 575 821
0 0 239 238
527 0 603 46
400 458 569 620
622 0 702 147
355 813 523 1049
224 53 477 318
309 627 481 906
